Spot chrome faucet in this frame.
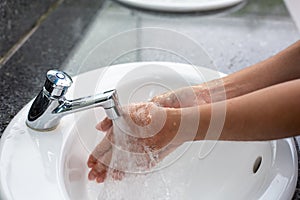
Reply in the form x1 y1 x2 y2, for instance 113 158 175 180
26 70 121 131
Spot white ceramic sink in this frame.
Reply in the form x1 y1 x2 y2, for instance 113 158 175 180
0 62 298 200
115 0 244 12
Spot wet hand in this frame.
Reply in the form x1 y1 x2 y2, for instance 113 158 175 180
87 102 181 183
151 85 211 108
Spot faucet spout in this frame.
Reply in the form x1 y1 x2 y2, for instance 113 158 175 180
54 89 120 118
26 70 121 131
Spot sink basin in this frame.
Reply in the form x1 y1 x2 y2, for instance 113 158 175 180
0 62 297 199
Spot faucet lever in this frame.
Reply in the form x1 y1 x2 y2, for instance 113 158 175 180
26 69 121 131
44 70 73 98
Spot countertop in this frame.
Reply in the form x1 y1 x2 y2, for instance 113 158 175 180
0 0 300 198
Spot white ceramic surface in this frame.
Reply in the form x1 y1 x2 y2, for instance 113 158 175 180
115 0 244 12
0 62 298 200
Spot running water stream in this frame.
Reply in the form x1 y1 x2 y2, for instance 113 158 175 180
97 108 172 200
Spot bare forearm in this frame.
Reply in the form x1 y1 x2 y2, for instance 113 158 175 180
201 40 300 100
179 79 300 141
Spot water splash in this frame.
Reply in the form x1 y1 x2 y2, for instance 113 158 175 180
96 116 172 200
97 172 171 200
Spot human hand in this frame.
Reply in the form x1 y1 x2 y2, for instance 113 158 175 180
87 102 182 183
151 85 211 108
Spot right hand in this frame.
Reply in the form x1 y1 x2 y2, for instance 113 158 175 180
87 102 182 183
151 85 211 108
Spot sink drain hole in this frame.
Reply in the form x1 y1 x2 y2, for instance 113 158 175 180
253 156 262 174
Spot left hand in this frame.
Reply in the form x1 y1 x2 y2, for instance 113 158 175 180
87 102 182 183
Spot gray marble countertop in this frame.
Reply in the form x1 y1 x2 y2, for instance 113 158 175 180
0 0 300 198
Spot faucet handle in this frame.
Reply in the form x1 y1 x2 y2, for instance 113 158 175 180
44 70 73 98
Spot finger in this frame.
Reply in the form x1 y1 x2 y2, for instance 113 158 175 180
87 154 97 168
151 95 168 107
111 169 125 181
88 146 112 182
88 168 101 181
106 128 114 143
88 149 111 181
99 128 116 146
87 133 112 167
96 117 113 131
93 148 112 173
93 149 113 183
96 170 107 183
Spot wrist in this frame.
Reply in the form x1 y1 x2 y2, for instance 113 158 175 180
193 78 228 103
162 108 188 144
222 77 240 99
223 75 257 99
164 107 200 143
